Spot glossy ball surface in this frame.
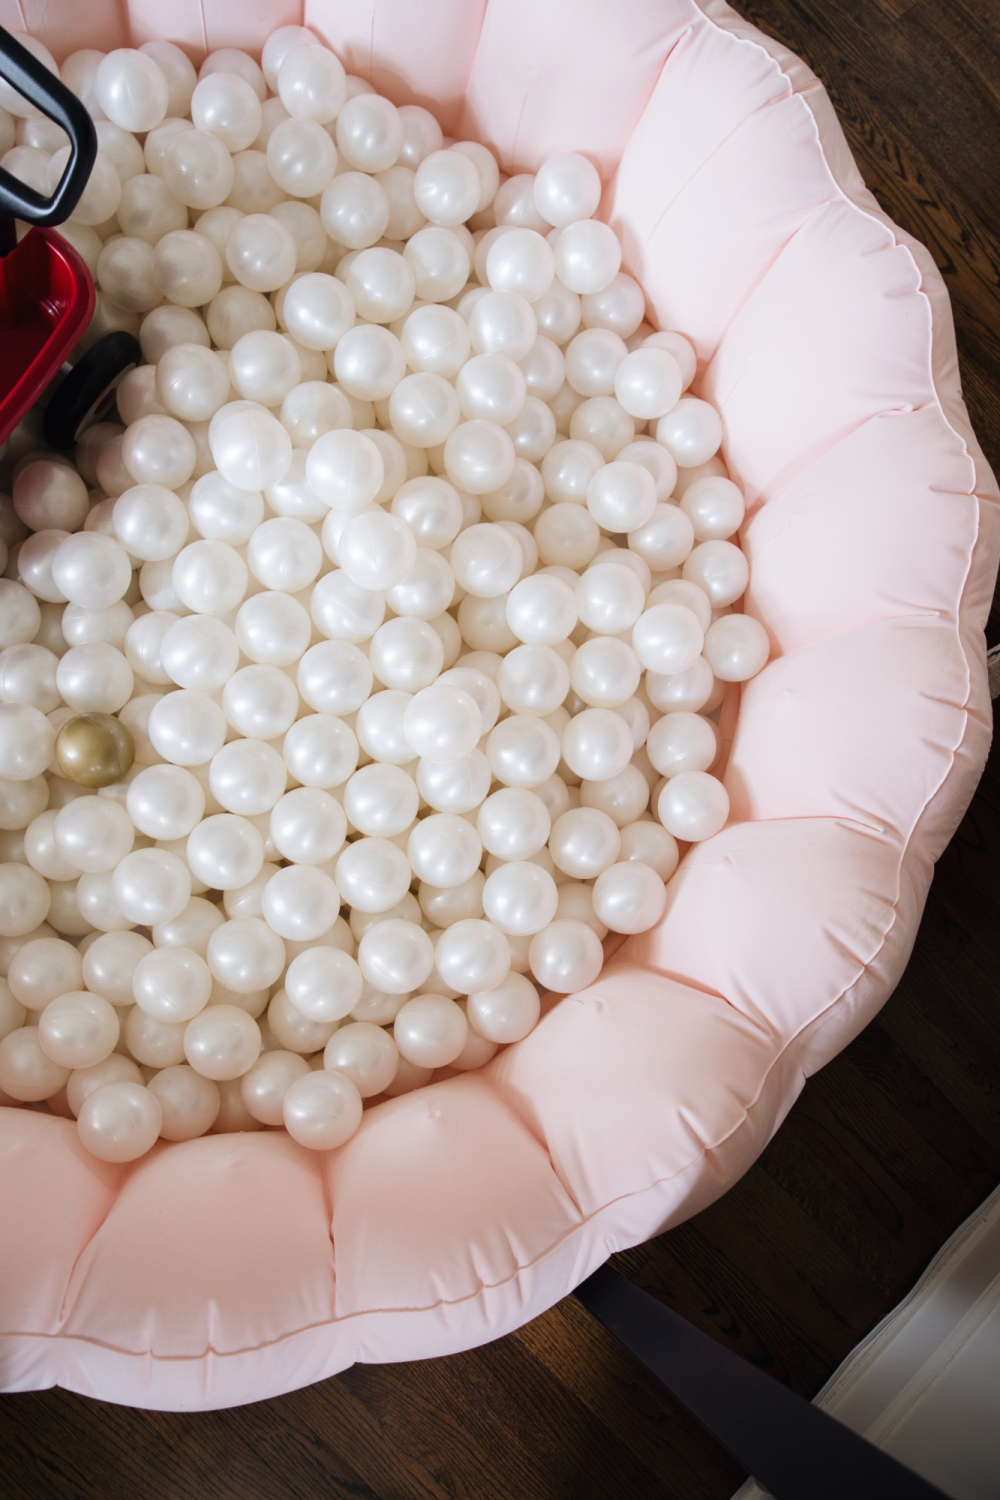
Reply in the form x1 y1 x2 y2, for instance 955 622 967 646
55 713 134 788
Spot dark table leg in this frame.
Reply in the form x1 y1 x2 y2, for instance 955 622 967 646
574 1266 951 1500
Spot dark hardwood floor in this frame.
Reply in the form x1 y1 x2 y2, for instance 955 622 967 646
2 4 999 1496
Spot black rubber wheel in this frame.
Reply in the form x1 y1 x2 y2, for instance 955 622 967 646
42 331 141 449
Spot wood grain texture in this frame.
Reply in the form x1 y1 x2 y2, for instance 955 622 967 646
2 3 999 1495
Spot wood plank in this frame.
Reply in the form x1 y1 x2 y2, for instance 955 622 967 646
345 1339 693 1500
622 1166 890 1391
511 1297 744 1498
848 1022 1000 1193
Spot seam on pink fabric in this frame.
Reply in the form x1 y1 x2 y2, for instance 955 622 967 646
743 405 942 523
735 607 974 689
736 397 920 506
782 879 908 1085
505 82 533 177
467 967 781 1217
597 24 694 228
195 0 209 57
695 200 834 376
55 1163 148 1326
505 27 691 180
631 34 798 273
605 965 732 1009
457 0 507 149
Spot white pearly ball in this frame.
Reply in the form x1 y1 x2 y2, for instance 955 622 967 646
657 771 730 843
528 918 604 993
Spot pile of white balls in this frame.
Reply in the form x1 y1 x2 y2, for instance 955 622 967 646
0 27 769 1163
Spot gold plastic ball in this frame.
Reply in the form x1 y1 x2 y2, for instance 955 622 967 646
55 713 135 788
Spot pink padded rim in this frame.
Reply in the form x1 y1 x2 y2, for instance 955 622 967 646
0 0 996 1410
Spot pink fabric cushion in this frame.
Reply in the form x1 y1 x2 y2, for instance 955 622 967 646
0 0 996 1411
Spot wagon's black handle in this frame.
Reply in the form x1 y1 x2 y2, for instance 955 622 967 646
0 25 97 230
574 1265 953 1500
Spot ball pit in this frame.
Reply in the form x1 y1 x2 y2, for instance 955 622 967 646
4 46 736 1159
0 0 997 1411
